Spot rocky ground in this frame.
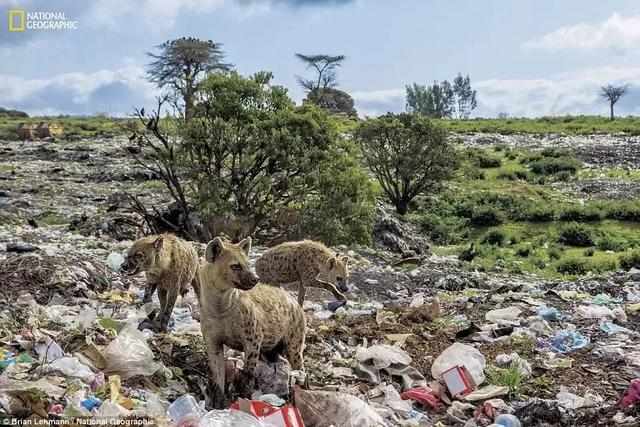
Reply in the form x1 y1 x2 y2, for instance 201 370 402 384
1 134 640 426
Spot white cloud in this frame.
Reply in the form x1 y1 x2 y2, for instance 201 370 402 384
351 67 640 118
0 63 156 116
523 13 640 54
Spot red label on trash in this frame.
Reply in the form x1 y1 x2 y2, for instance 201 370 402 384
231 398 305 427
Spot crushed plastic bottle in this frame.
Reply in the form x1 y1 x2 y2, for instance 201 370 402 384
105 252 126 271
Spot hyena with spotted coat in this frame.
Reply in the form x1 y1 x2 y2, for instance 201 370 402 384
121 233 200 332
199 237 306 409
255 240 349 306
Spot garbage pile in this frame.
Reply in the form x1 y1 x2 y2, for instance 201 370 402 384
2 136 640 426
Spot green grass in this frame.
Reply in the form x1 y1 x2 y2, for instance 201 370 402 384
485 365 526 395
436 115 640 135
39 214 68 226
577 168 640 180
408 146 640 278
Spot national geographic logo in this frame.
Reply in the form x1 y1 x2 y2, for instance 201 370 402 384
8 9 78 32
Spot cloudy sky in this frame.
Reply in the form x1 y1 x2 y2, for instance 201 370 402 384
2 0 640 117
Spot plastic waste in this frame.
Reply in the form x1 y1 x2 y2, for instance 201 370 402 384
619 379 640 409
464 385 509 401
35 337 65 362
41 356 94 383
495 353 532 377
93 401 130 418
400 386 439 409
254 359 290 398
167 394 206 422
80 397 102 411
355 344 412 368
556 386 603 409
90 372 105 392
494 414 522 427
485 306 522 326
553 330 590 353
103 324 161 379
106 252 126 270
294 386 385 427
382 384 412 415
600 321 633 336
432 342 486 385
575 305 614 319
200 409 266 427
536 307 568 322
254 394 285 407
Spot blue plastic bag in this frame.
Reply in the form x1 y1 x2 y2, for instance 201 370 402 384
553 330 589 353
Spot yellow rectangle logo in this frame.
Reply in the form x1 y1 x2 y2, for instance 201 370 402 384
9 9 25 32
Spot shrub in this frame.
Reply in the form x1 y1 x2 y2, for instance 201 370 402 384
514 244 532 257
415 213 467 245
464 147 502 168
518 206 556 222
471 206 504 226
583 248 595 257
547 244 565 260
558 222 594 247
558 206 602 222
597 234 629 252
497 166 529 181
603 203 640 222
590 259 617 273
556 257 589 275
355 113 459 214
620 250 640 270
529 157 581 175
482 228 506 246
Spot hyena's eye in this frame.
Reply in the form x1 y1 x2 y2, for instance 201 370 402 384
135 253 143 259
230 263 242 271
336 276 343 282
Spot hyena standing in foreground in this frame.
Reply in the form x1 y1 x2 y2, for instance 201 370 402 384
255 240 350 306
121 233 200 332
199 237 306 408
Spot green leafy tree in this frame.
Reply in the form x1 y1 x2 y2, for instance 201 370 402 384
308 87 357 117
406 81 455 118
180 71 377 242
453 73 477 118
354 113 459 214
147 38 231 119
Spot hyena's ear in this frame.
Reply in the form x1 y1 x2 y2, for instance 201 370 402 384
238 237 252 256
341 255 350 265
205 237 224 263
326 257 337 270
153 235 164 251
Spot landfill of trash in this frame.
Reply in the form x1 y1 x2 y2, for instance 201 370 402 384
2 135 640 426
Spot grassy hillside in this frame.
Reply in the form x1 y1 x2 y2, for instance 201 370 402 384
0 116 132 140
405 146 640 279
435 115 640 135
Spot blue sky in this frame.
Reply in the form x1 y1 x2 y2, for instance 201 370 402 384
2 0 640 117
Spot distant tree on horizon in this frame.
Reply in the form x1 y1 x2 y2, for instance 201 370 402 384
147 38 232 120
295 53 356 116
406 73 477 119
600 84 629 121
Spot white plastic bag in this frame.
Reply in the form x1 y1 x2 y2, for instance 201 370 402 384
201 410 268 427
41 357 94 383
431 343 486 385
294 386 385 427
103 324 161 379
355 344 412 368
485 307 522 326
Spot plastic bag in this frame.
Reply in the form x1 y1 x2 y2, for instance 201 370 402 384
575 305 614 319
41 356 94 383
400 386 439 409
103 324 161 379
105 252 126 271
201 409 268 427
485 307 522 326
553 330 589 353
355 344 412 368
293 386 385 427
431 343 486 385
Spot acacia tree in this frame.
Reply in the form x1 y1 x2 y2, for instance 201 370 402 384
453 73 477 118
147 37 231 119
600 84 629 121
354 113 459 215
295 53 356 116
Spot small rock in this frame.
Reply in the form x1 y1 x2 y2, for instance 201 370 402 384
6 242 38 253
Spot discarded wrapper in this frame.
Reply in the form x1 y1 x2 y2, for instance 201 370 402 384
230 398 305 427
442 365 475 397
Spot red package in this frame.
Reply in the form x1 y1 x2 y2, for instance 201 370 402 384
442 365 474 397
400 386 440 409
230 398 305 427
